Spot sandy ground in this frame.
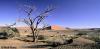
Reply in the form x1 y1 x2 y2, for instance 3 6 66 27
0 39 48 49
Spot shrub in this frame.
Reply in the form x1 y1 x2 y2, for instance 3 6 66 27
0 32 8 39
38 35 46 40
0 27 20 39
45 35 74 47
76 32 87 36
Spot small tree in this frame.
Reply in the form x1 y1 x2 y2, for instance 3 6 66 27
18 5 54 42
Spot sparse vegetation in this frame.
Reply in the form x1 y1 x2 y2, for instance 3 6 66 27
50 44 100 49
0 27 100 49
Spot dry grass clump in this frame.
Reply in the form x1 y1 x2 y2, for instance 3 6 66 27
38 35 75 47
50 44 100 49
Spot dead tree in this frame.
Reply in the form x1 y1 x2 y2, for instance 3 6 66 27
18 5 54 42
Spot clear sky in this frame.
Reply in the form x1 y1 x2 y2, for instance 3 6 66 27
0 0 100 28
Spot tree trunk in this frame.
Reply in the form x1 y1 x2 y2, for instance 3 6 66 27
30 26 35 42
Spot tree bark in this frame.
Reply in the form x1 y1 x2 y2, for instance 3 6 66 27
30 26 35 42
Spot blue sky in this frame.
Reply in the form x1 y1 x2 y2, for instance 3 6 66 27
0 0 100 28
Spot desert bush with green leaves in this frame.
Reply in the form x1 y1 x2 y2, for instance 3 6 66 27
0 27 20 39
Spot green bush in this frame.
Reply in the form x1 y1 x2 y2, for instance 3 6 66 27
0 32 8 39
0 27 20 39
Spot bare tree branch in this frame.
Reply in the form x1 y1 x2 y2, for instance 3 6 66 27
18 5 54 42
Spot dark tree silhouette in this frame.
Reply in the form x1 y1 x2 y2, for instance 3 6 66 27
18 5 54 42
